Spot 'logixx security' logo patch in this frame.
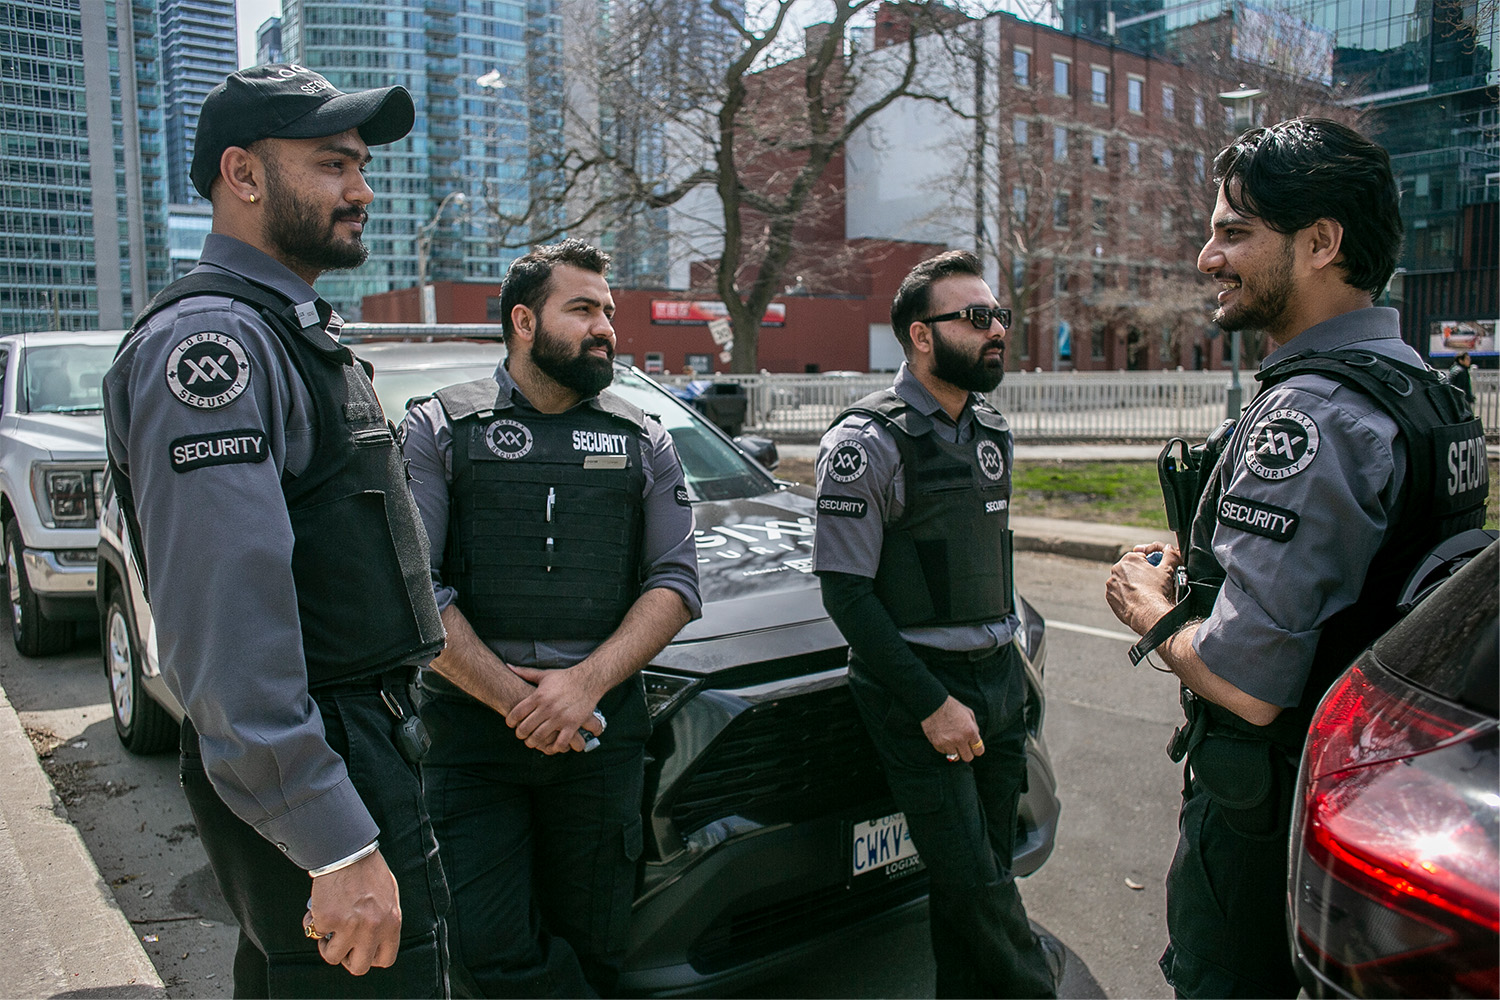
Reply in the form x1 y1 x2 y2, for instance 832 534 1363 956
165 332 250 410
1245 408 1319 480
483 418 533 459
827 440 869 483
976 439 1006 481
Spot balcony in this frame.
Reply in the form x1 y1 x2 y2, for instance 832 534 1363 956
426 37 458 59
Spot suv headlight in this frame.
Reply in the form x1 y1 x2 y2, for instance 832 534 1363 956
31 463 105 528
642 670 700 724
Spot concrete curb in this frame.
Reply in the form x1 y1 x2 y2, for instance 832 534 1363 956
1013 516 1174 564
0 682 163 999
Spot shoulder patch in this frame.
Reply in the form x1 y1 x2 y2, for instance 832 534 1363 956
482 417 533 459
976 438 1006 481
170 429 269 473
674 484 691 506
817 495 868 518
165 331 251 409
1217 493 1299 542
1244 408 1319 480
826 440 869 483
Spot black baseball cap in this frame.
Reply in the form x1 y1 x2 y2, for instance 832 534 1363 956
190 64 414 198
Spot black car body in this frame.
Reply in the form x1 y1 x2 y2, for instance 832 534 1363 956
1289 536 1498 999
98 334 1060 994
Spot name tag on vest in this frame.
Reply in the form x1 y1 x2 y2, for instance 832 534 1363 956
584 454 629 469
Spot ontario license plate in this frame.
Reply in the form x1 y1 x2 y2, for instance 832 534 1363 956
851 811 924 881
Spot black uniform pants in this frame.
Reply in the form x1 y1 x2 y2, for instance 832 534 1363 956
849 644 1054 999
1159 737 1301 998
180 671 451 999
418 672 649 999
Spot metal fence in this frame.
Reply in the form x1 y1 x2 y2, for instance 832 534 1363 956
658 369 1500 443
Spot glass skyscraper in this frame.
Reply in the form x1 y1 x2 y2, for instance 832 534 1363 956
0 0 170 333
158 0 236 206
280 0 564 317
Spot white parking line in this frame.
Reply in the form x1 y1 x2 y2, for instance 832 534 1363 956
1049 619 1141 643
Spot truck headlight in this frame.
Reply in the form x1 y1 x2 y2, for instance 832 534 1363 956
31 463 105 528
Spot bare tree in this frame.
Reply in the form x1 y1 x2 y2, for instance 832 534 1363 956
478 0 978 372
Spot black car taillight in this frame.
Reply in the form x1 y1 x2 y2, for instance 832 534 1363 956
1291 656 1499 998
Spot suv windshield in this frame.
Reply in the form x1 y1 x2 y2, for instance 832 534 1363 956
24 344 115 413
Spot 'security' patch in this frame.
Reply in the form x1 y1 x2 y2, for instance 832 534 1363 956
483 418 533 459
984 497 1009 515
1218 493 1299 542
817 495 868 518
1245 408 1319 480
170 429 268 473
827 440 869 483
976 439 1006 481
674 485 691 506
165 332 250 410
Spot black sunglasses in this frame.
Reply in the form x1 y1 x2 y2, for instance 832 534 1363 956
921 306 1012 330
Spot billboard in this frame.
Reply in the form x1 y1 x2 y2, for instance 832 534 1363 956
1428 318 1497 358
650 299 786 326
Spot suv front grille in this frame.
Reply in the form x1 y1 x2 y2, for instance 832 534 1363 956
689 870 929 974
668 685 891 835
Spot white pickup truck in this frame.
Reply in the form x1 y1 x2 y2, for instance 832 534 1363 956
0 330 122 655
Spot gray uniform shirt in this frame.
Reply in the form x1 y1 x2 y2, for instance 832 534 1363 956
400 362 701 668
1194 307 1415 707
812 362 1021 652
102 234 381 870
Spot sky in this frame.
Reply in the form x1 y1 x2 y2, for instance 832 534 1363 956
236 0 283 69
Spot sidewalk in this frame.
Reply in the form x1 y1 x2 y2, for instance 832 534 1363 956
0 682 163 998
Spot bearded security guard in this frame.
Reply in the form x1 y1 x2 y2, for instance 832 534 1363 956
1107 119 1488 999
102 66 450 996
813 250 1064 999
400 240 699 998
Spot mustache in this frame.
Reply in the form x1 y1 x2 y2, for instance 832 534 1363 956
582 335 614 359
331 207 367 225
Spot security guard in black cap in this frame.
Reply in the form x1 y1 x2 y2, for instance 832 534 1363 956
103 65 450 997
814 250 1063 998
1107 119 1488 998
401 240 700 998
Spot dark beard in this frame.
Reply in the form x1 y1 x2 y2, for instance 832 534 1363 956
261 157 368 272
1213 237 1296 334
532 318 614 397
932 325 1005 393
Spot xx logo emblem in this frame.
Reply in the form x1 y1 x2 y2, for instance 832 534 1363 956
828 440 869 483
976 439 1006 481
1245 408 1319 481
483 418 534 459
165 332 250 410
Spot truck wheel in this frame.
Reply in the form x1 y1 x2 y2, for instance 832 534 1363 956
5 519 71 656
103 585 175 753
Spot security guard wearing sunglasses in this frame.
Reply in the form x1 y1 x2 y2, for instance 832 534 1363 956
813 250 1063 998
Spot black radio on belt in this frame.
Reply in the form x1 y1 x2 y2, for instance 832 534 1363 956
381 676 431 764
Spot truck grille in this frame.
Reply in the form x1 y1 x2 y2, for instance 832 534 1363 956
689 870 929 973
668 685 891 835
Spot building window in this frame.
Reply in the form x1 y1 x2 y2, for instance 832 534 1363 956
1161 148 1174 175
1053 125 1068 162
1127 140 1140 172
1091 322 1107 361
1194 95 1206 128
1013 46 1030 86
1013 117 1028 145
1053 192 1070 229
1127 76 1144 114
1092 197 1108 235
1092 262 1107 292
1162 85 1175 118
1012 185 1028 221
1052 56 1070 96
1128 266 1141 293
1161 207 1174 236
1054 262 1070 293
1091 134 1106 167
1091 66 1108 104
1194 152 1206 183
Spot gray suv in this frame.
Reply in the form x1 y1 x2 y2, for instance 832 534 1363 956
98 334 1061 993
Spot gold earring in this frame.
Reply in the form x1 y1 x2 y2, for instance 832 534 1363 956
249 194 257 204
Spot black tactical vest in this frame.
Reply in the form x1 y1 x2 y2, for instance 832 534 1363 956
1186 349 1488 753
838 389 1014 628
116 272 446 687
436 378 648 641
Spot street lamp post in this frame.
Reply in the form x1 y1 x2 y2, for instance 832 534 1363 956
416 190 468 324
1216 87 1266 419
